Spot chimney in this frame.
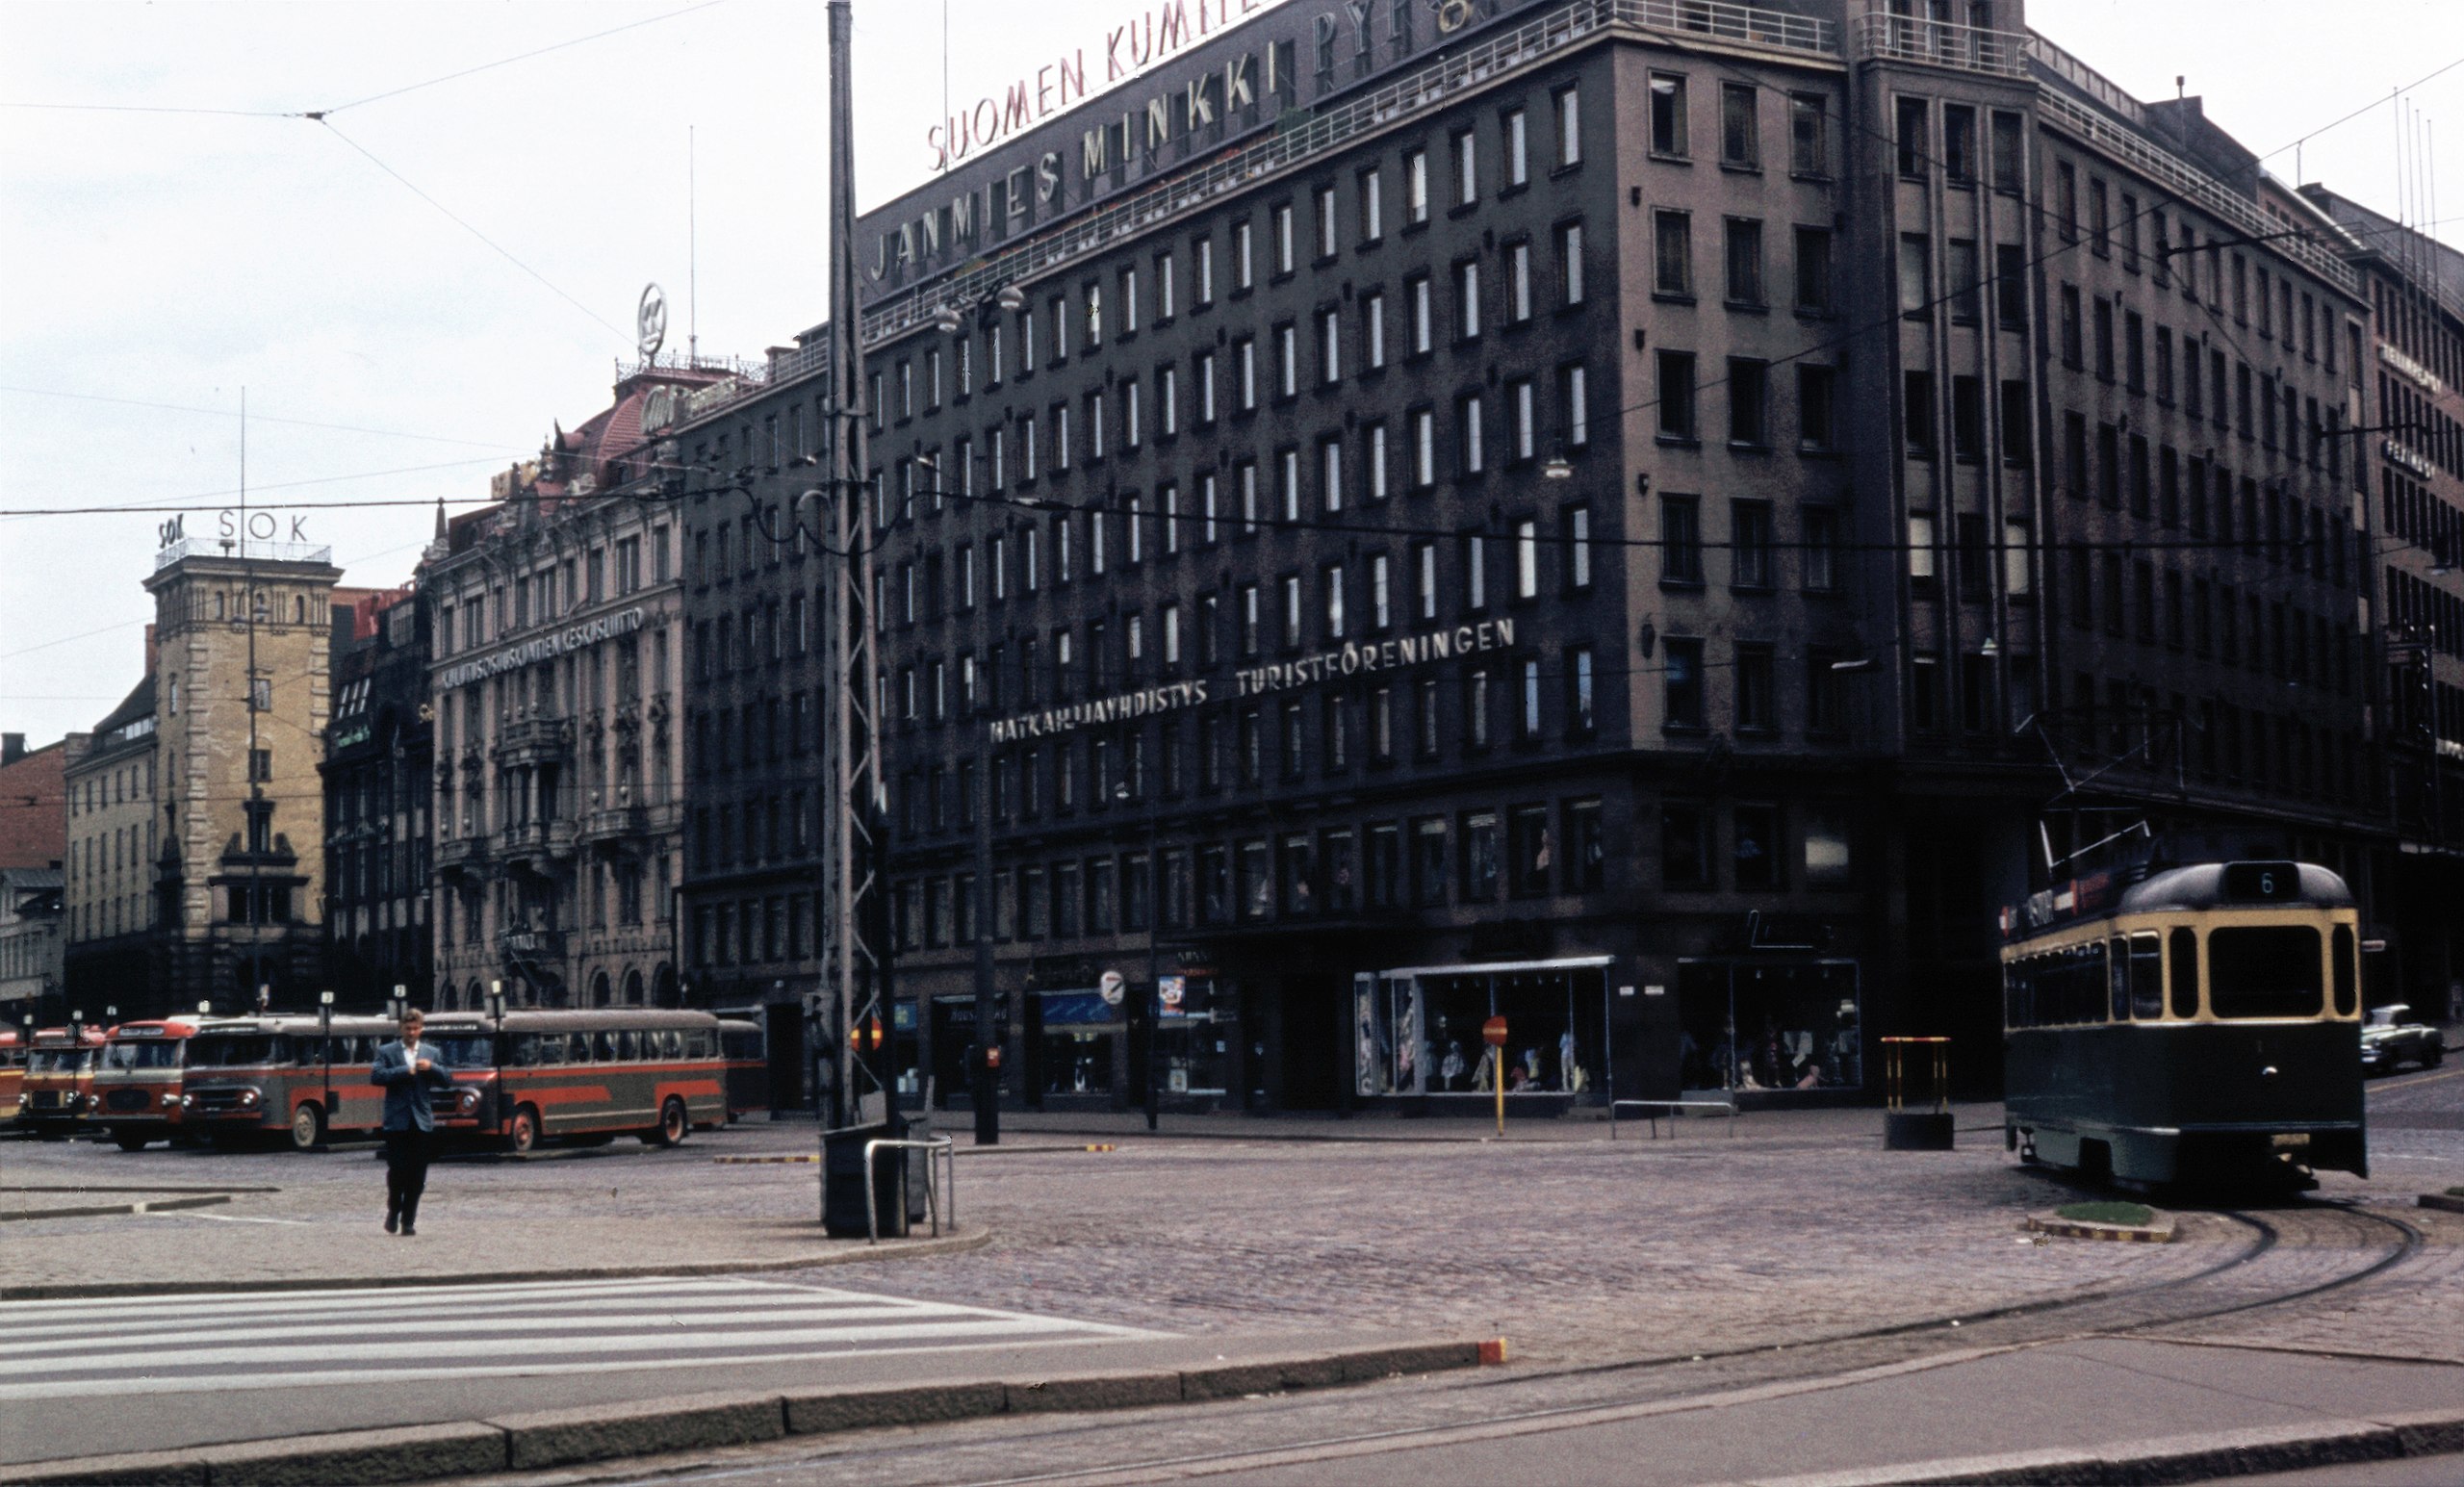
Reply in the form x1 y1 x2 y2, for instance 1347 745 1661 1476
1 733 23 766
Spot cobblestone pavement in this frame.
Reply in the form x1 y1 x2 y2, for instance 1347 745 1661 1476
6 1079 2455 1368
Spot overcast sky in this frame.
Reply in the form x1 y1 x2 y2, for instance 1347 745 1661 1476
5 0 2462 749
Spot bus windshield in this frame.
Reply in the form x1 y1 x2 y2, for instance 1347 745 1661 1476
188 1035 285 1068
2207 927 2324 1018
103 1040 183 1071
28 1051 75 1075
428 1035 499 1069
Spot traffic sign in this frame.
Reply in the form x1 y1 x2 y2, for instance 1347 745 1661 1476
1482 1015 1509 1047
1098 970 1126 1005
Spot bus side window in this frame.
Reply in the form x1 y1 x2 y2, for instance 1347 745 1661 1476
2168 929 2199 1018
2107 938 2129 1022
2331 925 2357 1016
568 1034 592 1064
597 1031 622 1063
618 1031 640 1062
660 1029 682 1059
2128 934 2164 1020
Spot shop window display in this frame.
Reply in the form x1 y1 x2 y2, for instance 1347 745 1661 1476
1155 974 1231 1093
1676 959 1862 1092
1034 989 1117 1095
1355 963 1606 1096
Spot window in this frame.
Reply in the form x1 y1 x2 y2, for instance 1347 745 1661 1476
1728 359 1768 447
1990 110 2024 192
1503 107 1527 187
1908 512 1938 585
1514 518 1539 599
1556 220 1585 305
1360 167 1383 241
1453 128 1478 206
1454 260 1481 340
1661 495 1703 584
1664 638 1706 729
1657 350 1697 441
1561 363 1589 448
1271 201 1295 274
1554 86 1581 167
1404 147 1428 223
1895 96 1927 179
1720 84 1758 168
1649 73 1687 156
1724 218 1764 305
1732 500 1775 587
1654 211 1692 296
1788 93 1828 175
1798 365 1835 451
1564 503 1592 591
1999 379 2032 465
1458 394 1485 474
1233 218 1254 289
1793 226 1833 314
1942 105 1975 185
1364 290 1387 368
1408 274 1433 351
1320 307 1342 383
1196 236 1216 303
1995 244 2027 328
1903 370 1935 455
1898 233 1930 317
1506 239 1532 321
1803 507 1840 591
1951 375 1984 461
1661 803 1709 886
1947 239 1980 322
1314 184 1338 258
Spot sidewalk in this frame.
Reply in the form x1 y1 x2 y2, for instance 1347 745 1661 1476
947 1100 2013 1146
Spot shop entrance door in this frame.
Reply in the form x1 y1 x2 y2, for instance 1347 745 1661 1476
764 1003 806 1115
1277 974 1342 1109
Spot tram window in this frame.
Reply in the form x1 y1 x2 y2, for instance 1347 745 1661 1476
2127 935 2163 1019
2168 929 2199 1018
2331 926 2357 1016
2207 927 2324 1018
2107 938 2130 1021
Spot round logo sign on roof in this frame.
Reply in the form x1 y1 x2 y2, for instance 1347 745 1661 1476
637 284 668 360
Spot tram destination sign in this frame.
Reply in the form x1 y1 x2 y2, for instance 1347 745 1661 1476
984 617 1514 744
438 607 646 689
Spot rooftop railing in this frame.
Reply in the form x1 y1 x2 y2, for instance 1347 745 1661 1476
153 537 334 572
2035 90 2361 295
2021 31 2144 125
1851 11 2030 80
851 0 1831 355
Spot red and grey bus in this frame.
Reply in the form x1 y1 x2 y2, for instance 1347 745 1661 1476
178 1014 404 1148
422 1010 729 1153
18 1026 104 1134
718 1018 767 1122
91 1018 202 1150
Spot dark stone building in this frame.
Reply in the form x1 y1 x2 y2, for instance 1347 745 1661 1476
684 0 2403 1114
321 584 434 1011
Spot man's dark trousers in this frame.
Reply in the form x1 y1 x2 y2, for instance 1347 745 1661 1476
385 1130 431 1229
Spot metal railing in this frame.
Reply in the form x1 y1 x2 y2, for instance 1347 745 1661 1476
1852 11 2029 79
153 537 334 573
2034 90 2360 295
863 1135 956 1243
1609 1095 1739 1139
2021 31 2144 125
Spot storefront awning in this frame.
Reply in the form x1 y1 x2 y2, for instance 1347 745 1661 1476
1037 990 1117 1027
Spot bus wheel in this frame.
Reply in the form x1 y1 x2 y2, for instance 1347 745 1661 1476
507 1106 541 1155
652 1097 689 1148
290 1102 326 1151
112 1131 149 1153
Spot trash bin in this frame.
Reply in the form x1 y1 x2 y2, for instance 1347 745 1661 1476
821 1122 907 1239
1880 1037 1956 1151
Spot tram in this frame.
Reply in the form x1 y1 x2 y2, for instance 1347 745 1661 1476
90 1018 200 1150
421 1009 729 1153
178 1014 404 1147
19 1026 105 1134
1998 859 2367 1186
0 1029 23 1119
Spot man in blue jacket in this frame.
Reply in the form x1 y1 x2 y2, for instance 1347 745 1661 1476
372 1009 448 1235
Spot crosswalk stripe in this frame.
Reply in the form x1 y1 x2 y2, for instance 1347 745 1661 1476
0 1275 1159 1400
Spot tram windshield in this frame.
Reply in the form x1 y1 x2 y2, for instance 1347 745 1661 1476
189 1035 285 1067
2206 927 2324 1018
102 1040 183 1071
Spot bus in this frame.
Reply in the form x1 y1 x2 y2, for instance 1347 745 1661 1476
178 1015 404 1148
719 1018 767 1122
0 1030 23 1121
19 1027 105 1135
420 1010 729 1153
91 1019 202 1150
1999 859 2367 1187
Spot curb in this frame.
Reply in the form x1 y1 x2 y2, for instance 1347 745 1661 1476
1734 1407 2464 1486
0 1224 993 1301
2022 1211 2176 1243
0 1194 233 1223
2418 1192 2464 1215
714 1143 1117 1165
0 1338 1502 1486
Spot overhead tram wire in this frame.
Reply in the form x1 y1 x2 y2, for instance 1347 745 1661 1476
0 385 516 449
309 0 736 117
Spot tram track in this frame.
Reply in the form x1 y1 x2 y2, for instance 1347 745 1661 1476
579 1200 2433 1487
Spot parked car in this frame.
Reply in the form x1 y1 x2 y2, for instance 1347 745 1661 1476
2361 1004 2445 1074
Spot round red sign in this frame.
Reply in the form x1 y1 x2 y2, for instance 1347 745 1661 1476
1481 1015 1509 1048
